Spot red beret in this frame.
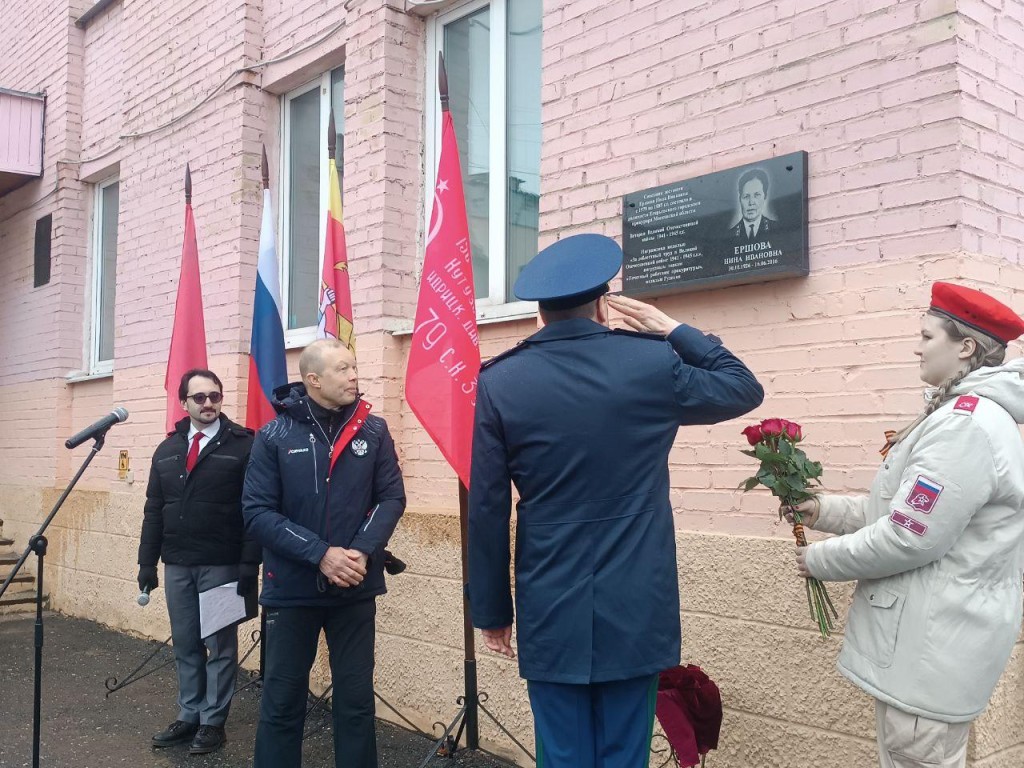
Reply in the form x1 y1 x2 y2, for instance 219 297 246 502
930 282 1024 344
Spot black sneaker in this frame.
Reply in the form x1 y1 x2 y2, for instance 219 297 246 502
188 724 226 755
152 720 198 747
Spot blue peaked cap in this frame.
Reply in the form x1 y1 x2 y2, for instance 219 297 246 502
513 234 623 308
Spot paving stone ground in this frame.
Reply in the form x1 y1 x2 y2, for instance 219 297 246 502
0 613 512 768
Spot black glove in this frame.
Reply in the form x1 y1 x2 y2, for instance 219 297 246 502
237 563 259 596
383 549 406 576
137 565 159 592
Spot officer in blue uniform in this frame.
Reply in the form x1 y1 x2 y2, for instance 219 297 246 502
467 234 764 768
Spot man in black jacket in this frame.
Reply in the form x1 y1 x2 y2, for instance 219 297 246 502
243 338 406 768
138 368 257 755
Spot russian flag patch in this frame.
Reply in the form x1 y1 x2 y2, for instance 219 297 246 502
905 476 943 514
890 511 928 536
953 395 979 414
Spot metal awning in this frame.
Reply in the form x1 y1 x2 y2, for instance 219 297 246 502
0 87 45 196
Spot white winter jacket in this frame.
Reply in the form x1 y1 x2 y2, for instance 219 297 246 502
806 359 1024 723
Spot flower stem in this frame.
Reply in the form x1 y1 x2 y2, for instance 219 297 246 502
814 581 835 631
819 580 839 620
804 577 814 621
809 579 830 638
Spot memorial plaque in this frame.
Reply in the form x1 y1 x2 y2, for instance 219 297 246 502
621 152 808 296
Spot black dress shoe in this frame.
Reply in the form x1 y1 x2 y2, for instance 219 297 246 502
188 725 226 755
152 720 198 747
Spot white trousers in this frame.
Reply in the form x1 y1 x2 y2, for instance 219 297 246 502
876 700 970 768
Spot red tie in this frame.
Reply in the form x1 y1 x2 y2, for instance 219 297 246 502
186 432 203 473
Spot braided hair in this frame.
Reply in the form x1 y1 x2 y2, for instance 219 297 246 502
890 310 1007 445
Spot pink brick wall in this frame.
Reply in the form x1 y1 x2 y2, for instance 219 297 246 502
0 0 1021 513
3 0 1019 517
80 3 123 163
508 0 1023 537
0 2 86 392
114 0 252 367
1 1 1023 762
957 0 1024 260
539 0 965 264
334 4 425 427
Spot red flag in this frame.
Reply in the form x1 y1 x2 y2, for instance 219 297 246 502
316 156 355 350
406 110 480 487
165 187 208 434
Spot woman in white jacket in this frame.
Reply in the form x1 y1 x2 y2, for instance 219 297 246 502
786 282 1024 768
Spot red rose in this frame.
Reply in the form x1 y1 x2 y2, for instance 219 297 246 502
782 420 803 442
760 418 784 437
741 425 763 445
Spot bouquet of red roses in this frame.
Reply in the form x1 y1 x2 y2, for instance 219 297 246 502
739 419 838 638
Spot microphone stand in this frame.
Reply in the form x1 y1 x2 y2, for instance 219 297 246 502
0 432 108 768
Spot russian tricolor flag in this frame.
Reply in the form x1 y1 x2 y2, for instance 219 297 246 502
246 185 287 430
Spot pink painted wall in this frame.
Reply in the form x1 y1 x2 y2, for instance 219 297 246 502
1 1 1023 763
0 0 1021 525
398 0 1024 534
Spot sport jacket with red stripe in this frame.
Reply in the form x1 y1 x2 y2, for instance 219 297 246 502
242 383 406 607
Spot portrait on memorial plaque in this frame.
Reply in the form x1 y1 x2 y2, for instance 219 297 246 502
727 168 779 245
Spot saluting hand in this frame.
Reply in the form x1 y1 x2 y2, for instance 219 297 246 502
319 546 368 588
606 294 681 337
481 626 516 659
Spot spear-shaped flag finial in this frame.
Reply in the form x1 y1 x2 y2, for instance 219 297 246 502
328 109 337 161
438 51 449 113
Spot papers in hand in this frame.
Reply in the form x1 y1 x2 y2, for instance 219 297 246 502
198 582 248 639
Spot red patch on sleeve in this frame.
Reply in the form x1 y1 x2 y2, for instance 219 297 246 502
890 511 928 536
953 395 979 414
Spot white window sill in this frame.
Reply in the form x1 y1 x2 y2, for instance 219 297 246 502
286 304 538 342
66 369 114 384
391 302 537 337
284 327 317 350
476 300 537 322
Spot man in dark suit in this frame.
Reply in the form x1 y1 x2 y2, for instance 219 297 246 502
138 369 258 755
467 234 764 768
729 168 777 242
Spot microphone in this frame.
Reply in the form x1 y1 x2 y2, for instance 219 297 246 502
137 586 151 606
65 407 129 449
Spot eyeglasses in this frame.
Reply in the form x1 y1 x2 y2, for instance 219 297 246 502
186 392 223 405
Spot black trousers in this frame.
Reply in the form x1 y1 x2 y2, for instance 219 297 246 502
254 599 377 768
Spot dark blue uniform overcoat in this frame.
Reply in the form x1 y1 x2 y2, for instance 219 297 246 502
467 318 764 684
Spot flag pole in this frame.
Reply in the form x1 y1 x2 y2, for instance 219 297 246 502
256 144 270 685
441 44 480 752
458 479 479 750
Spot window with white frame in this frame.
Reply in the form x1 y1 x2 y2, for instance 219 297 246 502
90 178 119 372
281 66 345 337
427 0 542 313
